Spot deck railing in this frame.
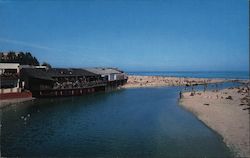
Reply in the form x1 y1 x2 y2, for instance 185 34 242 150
38 81 108 90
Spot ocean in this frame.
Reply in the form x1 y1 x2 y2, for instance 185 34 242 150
127 71 249 79
1 82 240 157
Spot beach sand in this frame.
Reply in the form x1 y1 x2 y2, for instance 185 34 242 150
179 86 250 157
122 75 232 88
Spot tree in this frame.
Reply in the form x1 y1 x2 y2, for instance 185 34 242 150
7 51 16 62
0 52 4 62
1 51 41 66
41 62 52 69
33 57 40 66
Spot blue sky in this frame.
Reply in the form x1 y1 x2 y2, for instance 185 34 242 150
0 0 248 71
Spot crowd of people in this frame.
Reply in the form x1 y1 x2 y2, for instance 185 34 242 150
52 78 106 89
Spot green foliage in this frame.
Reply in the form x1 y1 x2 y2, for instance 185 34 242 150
0 51 40 65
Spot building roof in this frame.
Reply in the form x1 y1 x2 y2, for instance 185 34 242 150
20 68 100 81
47 68 99 77
85 68 122 75
20 68 54 81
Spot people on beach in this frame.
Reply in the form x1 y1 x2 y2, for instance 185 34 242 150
179 91 183 99
204 83 207 92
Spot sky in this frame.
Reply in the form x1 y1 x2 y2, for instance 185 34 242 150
0 0 249 71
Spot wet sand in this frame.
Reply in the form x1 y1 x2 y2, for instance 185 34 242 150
122 75 232 88
179 86 250 157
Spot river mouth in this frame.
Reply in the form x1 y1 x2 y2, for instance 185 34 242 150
1 82 240 157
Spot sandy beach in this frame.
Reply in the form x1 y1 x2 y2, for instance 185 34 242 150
179 85 250 157
122 75 234 88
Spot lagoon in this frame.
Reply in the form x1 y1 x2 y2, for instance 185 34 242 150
1 84 237 157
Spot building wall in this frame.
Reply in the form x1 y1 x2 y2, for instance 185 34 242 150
108 74 116 81
0 87 21 94
0 63 20 74
116 73 127 80
19 65 47 70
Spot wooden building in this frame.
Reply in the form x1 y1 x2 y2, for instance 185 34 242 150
85 67 128 89
20 68 106 97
